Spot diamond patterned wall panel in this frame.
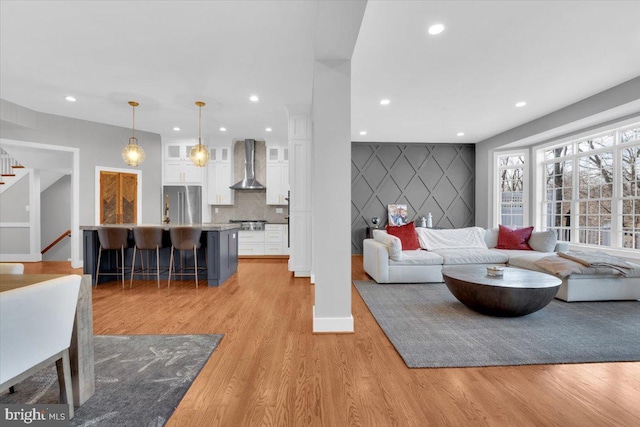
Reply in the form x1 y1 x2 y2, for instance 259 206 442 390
351 143 475 253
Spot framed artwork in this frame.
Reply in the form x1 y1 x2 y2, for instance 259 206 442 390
388 204 408 226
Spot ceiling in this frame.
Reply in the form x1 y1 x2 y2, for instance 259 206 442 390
2 1 640 147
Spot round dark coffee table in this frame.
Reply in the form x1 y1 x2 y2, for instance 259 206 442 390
442 266 562 317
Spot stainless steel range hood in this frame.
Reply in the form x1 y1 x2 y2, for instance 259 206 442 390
230 139 266 190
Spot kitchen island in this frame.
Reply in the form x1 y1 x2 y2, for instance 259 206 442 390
82 224 239 287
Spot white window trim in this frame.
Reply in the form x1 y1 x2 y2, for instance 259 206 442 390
534 119 640 258
492 149 529 228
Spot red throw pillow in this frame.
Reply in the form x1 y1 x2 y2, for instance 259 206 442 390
386 221 420 250
496 225 533 250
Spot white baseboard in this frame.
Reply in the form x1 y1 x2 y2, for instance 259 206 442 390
0 253 42 262
312 306 354 333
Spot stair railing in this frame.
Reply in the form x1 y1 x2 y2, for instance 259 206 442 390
1 146 23 177
41 230 71 255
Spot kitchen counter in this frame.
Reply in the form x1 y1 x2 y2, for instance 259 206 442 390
82 225 239 286
80 223 240 231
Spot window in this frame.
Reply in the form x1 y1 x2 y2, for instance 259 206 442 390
496 153 527 228
542 123 640 250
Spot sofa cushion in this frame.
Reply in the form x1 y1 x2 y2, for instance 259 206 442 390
496 225 533 250
416 227 487 251
372 229 403 261
528 230 557 252
431 248 509 265
386 221 420 250
507 251 558 273
389 250 444 266
493 249 554 259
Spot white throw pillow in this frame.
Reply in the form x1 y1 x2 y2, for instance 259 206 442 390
416 227 488 251
484 228 499 248
372 229 403 261
528 230 557 252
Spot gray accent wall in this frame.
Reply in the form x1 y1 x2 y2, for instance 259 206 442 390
351 142 475 253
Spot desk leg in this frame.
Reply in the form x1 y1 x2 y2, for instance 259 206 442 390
69 274 95 406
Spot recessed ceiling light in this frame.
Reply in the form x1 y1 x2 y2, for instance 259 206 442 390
249 95 259 102
359 131 367 136
380 99 390 105
64 96 76 102
457 132 465 137
265 127 272 132
173 127 181 131
515 101 527 108
428 24 445 35
219 127 227 132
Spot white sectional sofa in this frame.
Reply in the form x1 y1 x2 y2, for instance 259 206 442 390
363 226 640 302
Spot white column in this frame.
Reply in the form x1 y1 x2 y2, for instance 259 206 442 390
312 59 353 333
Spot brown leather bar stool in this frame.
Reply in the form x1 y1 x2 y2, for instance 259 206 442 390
168 226 203 288
130 226 165 289
95 227 130 288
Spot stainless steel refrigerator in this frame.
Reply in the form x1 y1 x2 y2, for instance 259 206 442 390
162 185 202 224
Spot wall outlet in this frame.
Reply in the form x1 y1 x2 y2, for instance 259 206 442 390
276 208 283 213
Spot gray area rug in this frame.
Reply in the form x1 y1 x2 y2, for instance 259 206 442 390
354 280 640 368
0 334 223 426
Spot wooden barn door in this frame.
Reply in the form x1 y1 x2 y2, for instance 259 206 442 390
100 171 138 224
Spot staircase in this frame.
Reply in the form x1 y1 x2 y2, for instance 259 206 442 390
0 147 27 193
0 140 78 266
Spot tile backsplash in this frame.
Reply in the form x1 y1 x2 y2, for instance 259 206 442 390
209 190 287 223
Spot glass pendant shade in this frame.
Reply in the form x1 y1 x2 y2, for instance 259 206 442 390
122 101 144 167
191 101 209 167
122 137 145 166
189 141 210 167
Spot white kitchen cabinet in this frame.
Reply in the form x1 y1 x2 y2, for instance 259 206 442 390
266 146 289 205
289 115 312 140
165 143 197 161
238 226 288 256
267 146 288 162
264 224 288 255
238 230 265 255
164 161 203 184
207 146 234 205
164 142 204 184
210 146 231 163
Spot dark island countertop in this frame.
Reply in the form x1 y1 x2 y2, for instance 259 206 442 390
80 223 241 231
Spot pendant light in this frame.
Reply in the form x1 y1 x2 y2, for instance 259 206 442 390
189 101 209 167
121 101 145 166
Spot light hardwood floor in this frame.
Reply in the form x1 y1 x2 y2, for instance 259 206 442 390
24 258 640 426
